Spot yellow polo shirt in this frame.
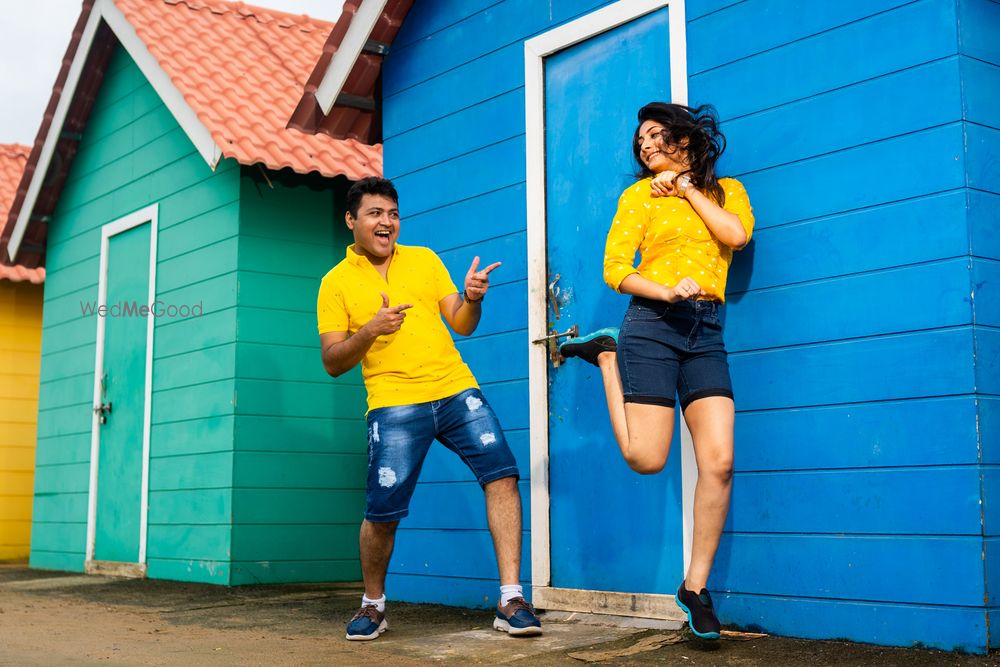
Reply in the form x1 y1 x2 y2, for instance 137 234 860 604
603 177 754 302
317 244 477 411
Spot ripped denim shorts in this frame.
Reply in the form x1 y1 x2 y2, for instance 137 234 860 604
364 388 519 522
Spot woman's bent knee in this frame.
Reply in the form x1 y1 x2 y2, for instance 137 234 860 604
626 453 667 475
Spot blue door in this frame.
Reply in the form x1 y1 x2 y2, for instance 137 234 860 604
93 222 151 565
543 8 684 594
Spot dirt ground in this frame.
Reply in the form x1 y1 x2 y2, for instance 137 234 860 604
0 563 996 666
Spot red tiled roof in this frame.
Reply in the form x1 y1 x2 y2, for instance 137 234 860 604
3 0 385 269
0 263 45 284
0 144 29 223
116 0 382 180
0 145 44 283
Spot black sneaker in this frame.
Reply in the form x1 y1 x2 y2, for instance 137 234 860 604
676 582 721 639
558 327 618 366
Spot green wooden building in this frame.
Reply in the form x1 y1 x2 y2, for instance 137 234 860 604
1 0 384 584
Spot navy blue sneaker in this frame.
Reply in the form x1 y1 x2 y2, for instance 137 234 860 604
493 596 543 636
559 327 619 366
346 604 387 641
676 582 721 639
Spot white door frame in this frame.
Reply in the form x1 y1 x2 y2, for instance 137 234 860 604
85 203 158 577
524 0 695 618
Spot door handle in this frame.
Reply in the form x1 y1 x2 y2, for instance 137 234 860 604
531 325 578 368
548 274 562 320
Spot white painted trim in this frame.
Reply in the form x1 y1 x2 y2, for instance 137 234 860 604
315 0 389 115
99 0 220 168
665 0 695 580
525 0 674 58
85 203 158 571
667 0 688 105
679 419 696 573
6 4 104 262
525 0 692 597
524 18 550 588
6 0 222 262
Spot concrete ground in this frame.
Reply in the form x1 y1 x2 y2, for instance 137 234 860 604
0 563 996 666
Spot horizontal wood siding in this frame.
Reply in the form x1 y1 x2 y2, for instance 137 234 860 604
959 0 1000 649
229 173 367 584
382 0 619 610
0 282 43 560
383 0 990 652
683 0 986 652
30 45 238 582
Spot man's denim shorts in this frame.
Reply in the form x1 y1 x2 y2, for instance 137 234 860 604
364 387 520 522
617 296 734 410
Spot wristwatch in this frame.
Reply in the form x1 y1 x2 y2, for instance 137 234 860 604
676 175 693 197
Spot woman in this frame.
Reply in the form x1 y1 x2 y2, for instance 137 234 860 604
560 102 754 639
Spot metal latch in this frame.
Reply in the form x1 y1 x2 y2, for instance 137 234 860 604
531 325 578 368
94 402 112 424
548 274 562 320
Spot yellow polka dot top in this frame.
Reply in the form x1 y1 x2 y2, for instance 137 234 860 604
603 177 754 303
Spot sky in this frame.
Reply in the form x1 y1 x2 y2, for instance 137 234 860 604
0 0 346 145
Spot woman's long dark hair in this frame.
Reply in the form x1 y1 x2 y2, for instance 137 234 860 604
632 102 726 205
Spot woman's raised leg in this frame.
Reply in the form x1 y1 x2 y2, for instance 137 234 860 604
596 350 675 474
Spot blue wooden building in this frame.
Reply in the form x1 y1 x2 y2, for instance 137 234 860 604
312 0 1000 654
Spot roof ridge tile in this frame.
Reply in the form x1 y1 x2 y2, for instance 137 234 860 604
158 0 332 33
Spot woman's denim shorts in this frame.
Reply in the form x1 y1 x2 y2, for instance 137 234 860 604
617 296 734 410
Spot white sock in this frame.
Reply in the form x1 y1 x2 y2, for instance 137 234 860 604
500 584 523 607
362 593 386 613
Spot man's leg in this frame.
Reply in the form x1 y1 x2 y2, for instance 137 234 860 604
360 519 399 598
484 476 520 585
348 403 435 640
436 388 541 635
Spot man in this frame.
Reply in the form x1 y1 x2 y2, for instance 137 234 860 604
317 177 542 641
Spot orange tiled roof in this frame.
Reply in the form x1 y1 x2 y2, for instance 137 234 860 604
0 263 45 284
115 0 382 180
0 144 29 221
0 145 44 283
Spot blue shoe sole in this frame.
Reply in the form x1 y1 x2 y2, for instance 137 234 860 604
675 597 721 640
558 327 619 354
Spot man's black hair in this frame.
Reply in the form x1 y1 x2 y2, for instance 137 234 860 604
346 177 399 218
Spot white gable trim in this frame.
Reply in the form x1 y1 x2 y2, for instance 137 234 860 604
315 0 389 115
6 0 222 262
101 0 221 167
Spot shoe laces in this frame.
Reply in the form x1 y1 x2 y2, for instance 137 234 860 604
352 604 381 622
506 596 535 615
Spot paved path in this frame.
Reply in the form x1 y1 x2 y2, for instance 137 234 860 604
0 564 994 666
